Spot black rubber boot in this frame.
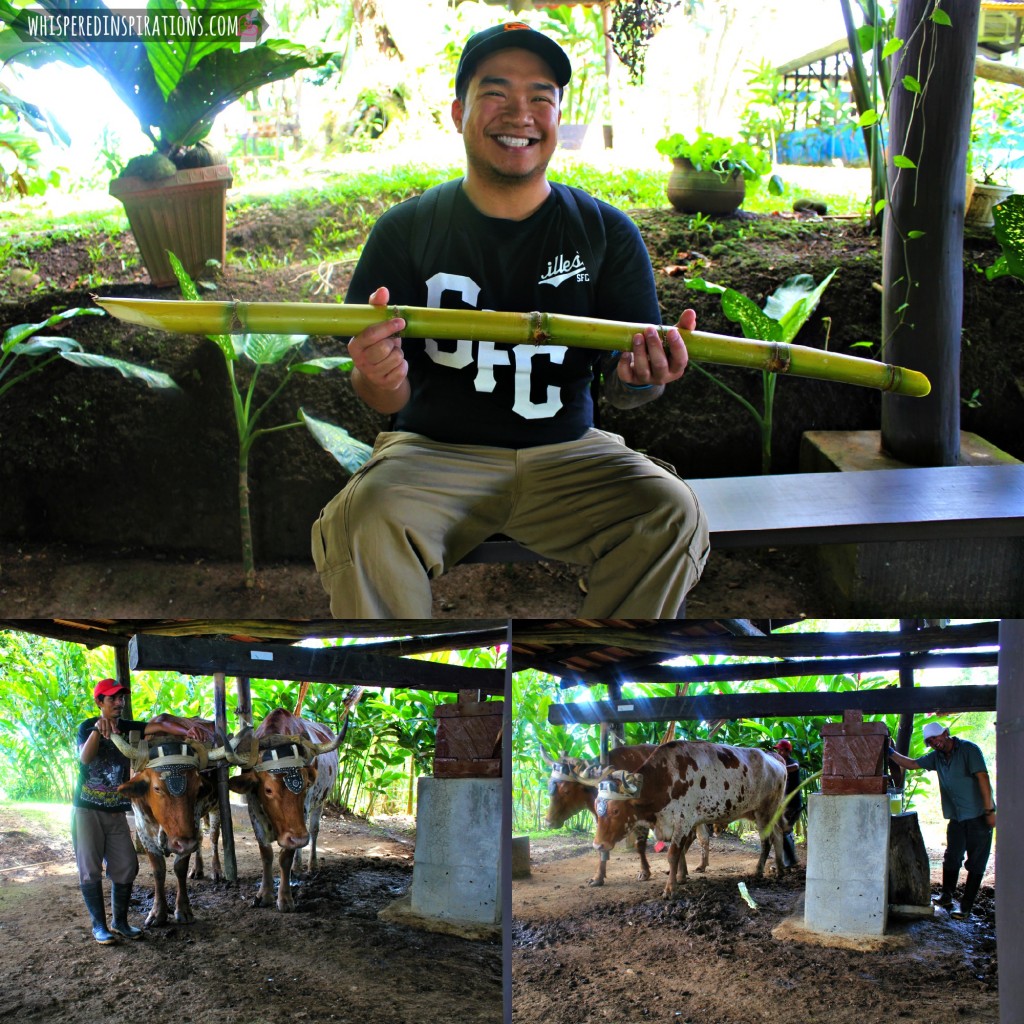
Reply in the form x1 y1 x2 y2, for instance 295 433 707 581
952 871 984 920
934 865 958 908
80 882 117 944
110 883 143 939
782 833 798 868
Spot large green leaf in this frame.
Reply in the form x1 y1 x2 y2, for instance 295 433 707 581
765 269 837 344
59 352 180 389
288 356 354 375
989 193 1024 282
10 335 82 356
300 408 372 475
239 332 308 365
721 288 780 341
3 307 104 351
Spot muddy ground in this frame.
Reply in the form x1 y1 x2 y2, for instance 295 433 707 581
0 804 501 1024
513 832 998 1024
2 192 1022 618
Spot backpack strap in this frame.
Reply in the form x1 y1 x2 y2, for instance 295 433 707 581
550 181 607 295
410 177 463 281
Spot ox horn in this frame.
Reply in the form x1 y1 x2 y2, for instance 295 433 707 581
539 745 557 766
110 731 150 770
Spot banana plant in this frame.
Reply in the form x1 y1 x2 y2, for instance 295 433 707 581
167 252 355 588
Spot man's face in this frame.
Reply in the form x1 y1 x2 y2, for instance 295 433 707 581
925 731 953 754
97 691 126 717
452 47 561 188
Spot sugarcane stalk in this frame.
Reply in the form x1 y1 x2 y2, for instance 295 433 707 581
94 297 932 397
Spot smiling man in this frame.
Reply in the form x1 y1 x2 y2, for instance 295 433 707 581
312 22 709 618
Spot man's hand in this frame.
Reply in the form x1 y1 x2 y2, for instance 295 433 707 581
616 307 694 388
348 287 410 413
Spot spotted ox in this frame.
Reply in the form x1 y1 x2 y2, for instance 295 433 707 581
542 745 712 886
228 707 347 912
591 740 787 898
112 720 233 926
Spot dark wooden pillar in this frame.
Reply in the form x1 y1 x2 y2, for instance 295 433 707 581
880 0 980 464
114 646 132 718
998 619 1022 1024
213 672 237 883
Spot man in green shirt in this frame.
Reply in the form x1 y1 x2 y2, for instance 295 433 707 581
888 721 996 919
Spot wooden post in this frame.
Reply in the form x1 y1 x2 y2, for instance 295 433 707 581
213 672 237 883
880 0 980 464
998 620 1023 1024
114 646 132 719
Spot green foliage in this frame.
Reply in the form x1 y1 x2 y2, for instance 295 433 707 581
987 193 1024 281
1 306 179 400
537 4 607 124
0 0 334 162
684 269 837 473
971 79 1024 186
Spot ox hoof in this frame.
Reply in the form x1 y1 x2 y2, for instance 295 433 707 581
144 913 168 929
587 878 605 888
636 870 651 881
174 911 195 925
695 866 707 873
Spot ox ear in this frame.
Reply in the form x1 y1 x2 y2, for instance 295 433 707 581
228 773 259 795
117 776 150 799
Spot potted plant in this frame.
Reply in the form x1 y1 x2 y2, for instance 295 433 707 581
655 128 783 215
966 83 1017 228
0 0 334 284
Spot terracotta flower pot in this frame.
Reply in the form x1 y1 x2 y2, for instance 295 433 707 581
110 165 233 287
666 157 746 215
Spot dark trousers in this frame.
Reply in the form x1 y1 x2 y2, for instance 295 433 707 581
943 813 993 879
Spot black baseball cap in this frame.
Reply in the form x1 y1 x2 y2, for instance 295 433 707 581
455 22 572 96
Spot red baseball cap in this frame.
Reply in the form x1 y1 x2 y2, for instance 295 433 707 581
776 739 793 752
93 678 128 699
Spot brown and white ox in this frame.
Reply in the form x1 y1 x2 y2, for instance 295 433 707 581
590 740 787 898
112 718 233 926
228 708 344 912
542 745 712 886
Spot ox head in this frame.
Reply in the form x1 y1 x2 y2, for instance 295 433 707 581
540 746 600 829
113 732 227 854
589 768 643 853
228 731 342 850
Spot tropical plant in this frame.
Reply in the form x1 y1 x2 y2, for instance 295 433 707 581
970 79 1024 186
1 306 179 400
537 4 607 125
167 251 357 588
987 193 1024 281
656 128 783 193
0 0 334 171
684 270 837 473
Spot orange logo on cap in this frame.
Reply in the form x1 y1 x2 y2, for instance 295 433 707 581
503 22 530 31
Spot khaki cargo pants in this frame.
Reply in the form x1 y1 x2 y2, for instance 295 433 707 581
312 428 709 618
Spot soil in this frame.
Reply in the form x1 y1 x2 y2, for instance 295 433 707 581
513 831 998 1024
0 803 501 1024
2 192 1021 618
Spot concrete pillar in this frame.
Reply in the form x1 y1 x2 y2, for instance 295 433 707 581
411 777 502 925
805 793 891 936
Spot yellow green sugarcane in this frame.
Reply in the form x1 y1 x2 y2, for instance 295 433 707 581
94 297 932 397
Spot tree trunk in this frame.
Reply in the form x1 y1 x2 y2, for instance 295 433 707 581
880 0 981 465
888 811 931 906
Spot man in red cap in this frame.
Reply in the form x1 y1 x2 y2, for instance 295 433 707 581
313 21 708 618
73 678 202 943
775 738 802 868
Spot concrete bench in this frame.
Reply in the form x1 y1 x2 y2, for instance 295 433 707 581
459 464 1024 562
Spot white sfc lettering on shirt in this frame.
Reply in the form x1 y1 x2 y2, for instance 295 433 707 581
424 272 568 419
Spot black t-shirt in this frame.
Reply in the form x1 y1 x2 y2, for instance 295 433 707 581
73 717 147 812
346 184 662 447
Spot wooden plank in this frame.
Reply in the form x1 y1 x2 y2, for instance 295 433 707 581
546 683 998 725
691 466 1024 547
129 634 504 694
433 758 502 778
461 466 1024 562
511 621 998 660
576 650 998 688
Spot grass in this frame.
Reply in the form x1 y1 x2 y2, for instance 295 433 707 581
0 800 72 838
